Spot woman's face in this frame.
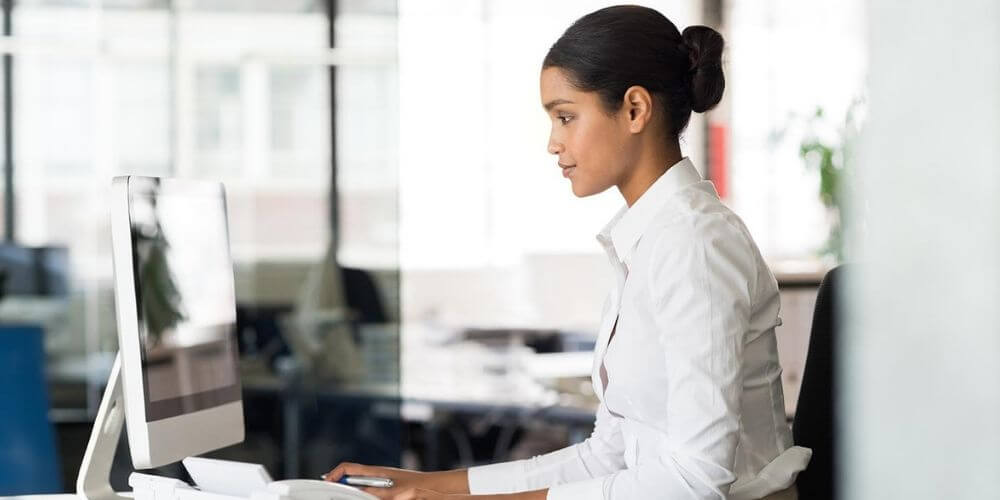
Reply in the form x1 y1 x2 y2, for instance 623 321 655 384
540 67 634 197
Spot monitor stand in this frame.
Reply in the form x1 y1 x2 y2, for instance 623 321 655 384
76 352 130 500
70 351 376 500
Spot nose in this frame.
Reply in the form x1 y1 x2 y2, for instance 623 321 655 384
547 134 562 155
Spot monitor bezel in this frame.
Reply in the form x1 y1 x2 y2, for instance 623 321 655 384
110 175 244 469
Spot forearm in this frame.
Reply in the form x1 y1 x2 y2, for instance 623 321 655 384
474 490 547 500
425 468 471 494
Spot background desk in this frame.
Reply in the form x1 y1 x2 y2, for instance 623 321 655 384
39 347 599 492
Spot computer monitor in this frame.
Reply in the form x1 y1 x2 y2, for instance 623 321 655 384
78 177 375 500
108 176 243 469
0 244 69 298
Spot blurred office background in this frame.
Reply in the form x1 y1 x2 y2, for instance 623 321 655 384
8 0 992 498
0 0 402 493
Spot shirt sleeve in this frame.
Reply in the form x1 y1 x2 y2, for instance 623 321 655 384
549 216 755 500
634 217 753 498
467 400 627 495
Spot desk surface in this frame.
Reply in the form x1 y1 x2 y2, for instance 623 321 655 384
48 349 599 425
240 373 597 424
2 495 84 500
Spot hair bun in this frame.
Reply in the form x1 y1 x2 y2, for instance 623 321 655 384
681 25 725 113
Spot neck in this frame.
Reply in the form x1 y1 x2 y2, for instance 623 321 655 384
618 140 683 207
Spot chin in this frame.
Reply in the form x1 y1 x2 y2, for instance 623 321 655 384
571 181 607 198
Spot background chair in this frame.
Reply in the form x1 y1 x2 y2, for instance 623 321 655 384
341 267 387 324
0 324 63 494
792 265 844 500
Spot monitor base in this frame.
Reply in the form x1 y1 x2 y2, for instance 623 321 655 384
71 351 375 500
76 351 130 500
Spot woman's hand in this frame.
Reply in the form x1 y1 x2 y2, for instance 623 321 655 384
323 462 469 497
354 488 546 500
357 487 461 500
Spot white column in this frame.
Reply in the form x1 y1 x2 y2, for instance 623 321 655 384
241 59 269 180
847 1 1000 497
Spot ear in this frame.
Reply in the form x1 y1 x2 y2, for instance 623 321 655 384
622 85 654 134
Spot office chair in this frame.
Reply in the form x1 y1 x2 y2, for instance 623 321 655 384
342 267 388 324
234 266 388 366
0 324 63 494
792 265 844 500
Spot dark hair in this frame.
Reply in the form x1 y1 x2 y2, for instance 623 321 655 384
543 5 725 137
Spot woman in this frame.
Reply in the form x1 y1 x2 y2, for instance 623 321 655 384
325 5 811 499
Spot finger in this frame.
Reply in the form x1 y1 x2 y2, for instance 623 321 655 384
322 462 347 482
323 462 370 482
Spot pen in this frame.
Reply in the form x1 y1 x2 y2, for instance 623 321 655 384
320 474 395 488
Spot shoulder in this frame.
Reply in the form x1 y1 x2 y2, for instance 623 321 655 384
643 184 754 263
634 186 759 302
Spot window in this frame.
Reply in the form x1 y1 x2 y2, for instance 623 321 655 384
397 0 702 329
727 0 867 263
3 0 398 391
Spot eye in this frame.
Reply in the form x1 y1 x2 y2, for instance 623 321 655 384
557 114 573 125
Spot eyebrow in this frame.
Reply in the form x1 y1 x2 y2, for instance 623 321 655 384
543 98 574 111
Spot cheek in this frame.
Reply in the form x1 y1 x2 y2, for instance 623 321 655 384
574 119 619 173
570 120 602 162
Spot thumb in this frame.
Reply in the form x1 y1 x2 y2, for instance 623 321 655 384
323 462 375 482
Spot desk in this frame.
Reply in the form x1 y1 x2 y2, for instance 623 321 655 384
1 495 80 500
43 348 598 481
241 358 597 477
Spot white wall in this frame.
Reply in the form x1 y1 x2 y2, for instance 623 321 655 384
846 1 1000 497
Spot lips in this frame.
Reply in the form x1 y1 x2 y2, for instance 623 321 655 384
559 163 576 178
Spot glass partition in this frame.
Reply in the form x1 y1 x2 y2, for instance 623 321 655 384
0 0 399 492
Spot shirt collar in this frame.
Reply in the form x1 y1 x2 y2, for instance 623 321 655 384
596 157 704 267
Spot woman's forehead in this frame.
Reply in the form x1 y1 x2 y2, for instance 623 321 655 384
540 68 590 108
540 67 572 94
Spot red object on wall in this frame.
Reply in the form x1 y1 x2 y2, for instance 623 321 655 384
709 123 728 199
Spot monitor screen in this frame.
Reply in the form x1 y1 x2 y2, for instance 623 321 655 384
128 178 241 422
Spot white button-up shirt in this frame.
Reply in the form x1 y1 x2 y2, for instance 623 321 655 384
468 158 811 499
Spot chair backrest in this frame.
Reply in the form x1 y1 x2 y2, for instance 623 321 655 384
0 325 63 494
293 241 386 324
793 265 843 500
342 267 387 324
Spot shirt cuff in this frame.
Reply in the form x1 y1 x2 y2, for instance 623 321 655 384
467 460 528 494
729 445 813 500
546 476 606 500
